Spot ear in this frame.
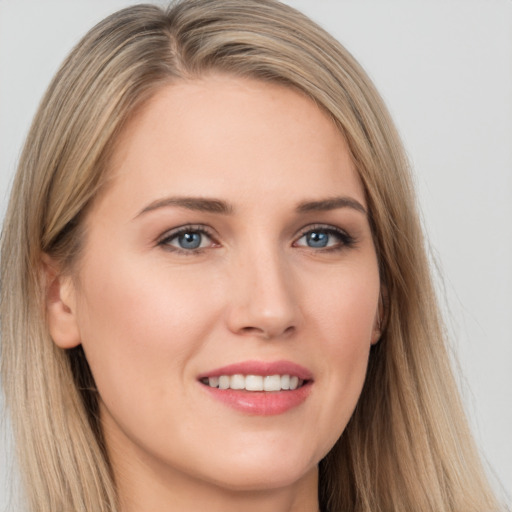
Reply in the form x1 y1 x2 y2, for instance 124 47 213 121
370 289 387 345
41 254 81 349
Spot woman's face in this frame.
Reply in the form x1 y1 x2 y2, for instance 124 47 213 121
51 76 381 497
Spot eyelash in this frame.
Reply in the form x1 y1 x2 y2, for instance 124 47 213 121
158 225 218 255
294 224 356 252
157 224 356 254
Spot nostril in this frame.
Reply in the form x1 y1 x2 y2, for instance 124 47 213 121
283 326 295 336
240 326 272 339
240 326 260 335
239 325 295 339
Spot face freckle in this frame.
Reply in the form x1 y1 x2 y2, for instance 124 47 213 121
62 75 381 502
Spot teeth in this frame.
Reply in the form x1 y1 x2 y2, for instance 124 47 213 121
230 374 245 390
245 375 263 391
263 375 281 391
204 374 304 391
218 375 230 390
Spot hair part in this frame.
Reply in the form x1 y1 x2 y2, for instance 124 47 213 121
1 1 501 511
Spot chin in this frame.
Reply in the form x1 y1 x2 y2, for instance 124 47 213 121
193 449 319 492
207 467 315 493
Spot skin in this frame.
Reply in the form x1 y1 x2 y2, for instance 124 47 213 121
47 75 381 512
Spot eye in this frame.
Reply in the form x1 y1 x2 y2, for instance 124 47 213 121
294 226 354 251
158 226 217 252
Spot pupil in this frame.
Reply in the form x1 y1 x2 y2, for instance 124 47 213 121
307 231 328 248
179 232 201 249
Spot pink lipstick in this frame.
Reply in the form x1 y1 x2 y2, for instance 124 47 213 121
198 360 313 415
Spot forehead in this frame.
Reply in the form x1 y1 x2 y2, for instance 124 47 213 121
100 75 365 215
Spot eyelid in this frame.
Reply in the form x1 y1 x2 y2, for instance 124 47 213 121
294 223 348 239
157 224 219 252
155 222 355 254
293 223 355 250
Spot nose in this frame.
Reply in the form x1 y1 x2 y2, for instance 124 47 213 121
225 248 301 340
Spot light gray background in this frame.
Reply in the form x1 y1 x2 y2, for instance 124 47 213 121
1 0 511 509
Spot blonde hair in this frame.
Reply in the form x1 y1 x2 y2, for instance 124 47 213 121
0 1 501 511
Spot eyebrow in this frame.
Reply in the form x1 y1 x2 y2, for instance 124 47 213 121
296 197 367 215
136 197 233 217
135 195 367 218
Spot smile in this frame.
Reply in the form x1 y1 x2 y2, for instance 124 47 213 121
201 374 304 391
198 361 313 415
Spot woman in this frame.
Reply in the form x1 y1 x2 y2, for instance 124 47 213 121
0 1 503 511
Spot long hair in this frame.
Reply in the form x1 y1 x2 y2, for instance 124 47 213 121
0 1 501 511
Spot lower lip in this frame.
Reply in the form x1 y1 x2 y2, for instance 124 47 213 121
201 382 312 415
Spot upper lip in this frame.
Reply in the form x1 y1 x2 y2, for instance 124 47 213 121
197 360 313 381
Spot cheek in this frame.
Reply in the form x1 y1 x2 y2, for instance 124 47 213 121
307 258 380 346
74 253 221 414
304 263 379 452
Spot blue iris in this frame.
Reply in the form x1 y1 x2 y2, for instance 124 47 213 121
178 232 202 249
306 231 329 248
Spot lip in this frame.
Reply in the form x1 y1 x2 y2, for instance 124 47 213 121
197 360 313 381
198 360 313 416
